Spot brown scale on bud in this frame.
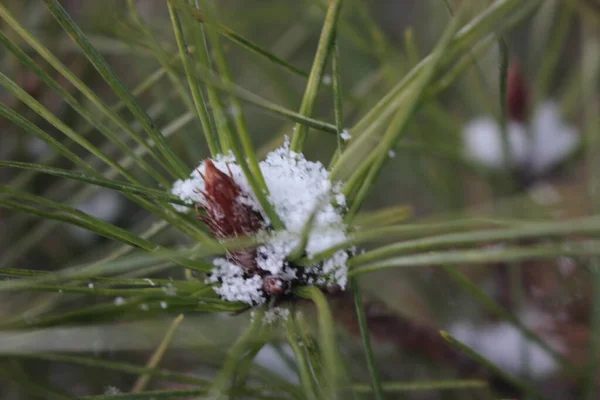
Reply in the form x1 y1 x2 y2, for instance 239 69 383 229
196 160 263 273
198 160 263 238
507 61 529 123
197 160 292 297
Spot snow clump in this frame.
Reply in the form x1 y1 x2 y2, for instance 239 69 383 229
171 139 350 305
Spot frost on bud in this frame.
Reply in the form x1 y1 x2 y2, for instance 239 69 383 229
197 160 263 272
507 61 528 123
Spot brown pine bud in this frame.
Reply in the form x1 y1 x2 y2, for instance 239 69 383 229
197 160 264 272
507 61 529 122
262 275 289 296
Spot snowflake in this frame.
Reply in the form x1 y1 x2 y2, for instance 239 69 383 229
340 129 351 141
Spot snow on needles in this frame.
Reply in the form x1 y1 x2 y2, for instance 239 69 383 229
171 140 350 305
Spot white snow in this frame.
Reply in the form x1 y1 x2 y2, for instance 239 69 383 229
529 102 579 175
172 139 349 305
26 137 51 160
263 307 290 324
161 283 177 296
340 129 351 142
335 192 346 207
463 101 579 174
449 307 562 378
114 297 126 306
254 344 298 382
208 258 266 304
528 182 562 206
67 190 125 243
463 118 529 170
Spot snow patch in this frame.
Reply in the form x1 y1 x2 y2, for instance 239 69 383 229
463 101 579 175
463 118 529 169
449 307 562 378
208 258 266 305
530 102 579 174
